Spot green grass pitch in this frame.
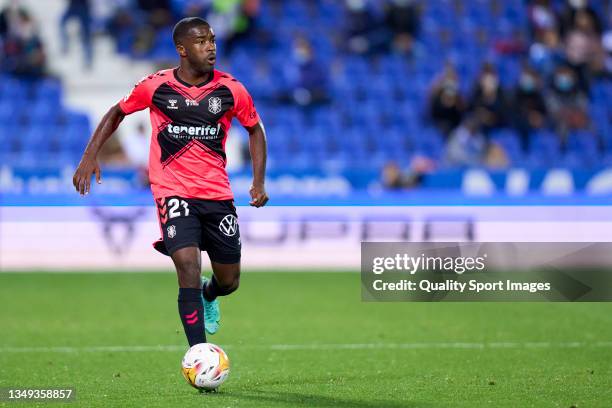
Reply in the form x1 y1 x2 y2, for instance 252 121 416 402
0 271 611 407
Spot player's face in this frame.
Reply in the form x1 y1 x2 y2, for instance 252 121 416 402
181 25 216 74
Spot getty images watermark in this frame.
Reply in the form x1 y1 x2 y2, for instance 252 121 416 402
361 242 612 302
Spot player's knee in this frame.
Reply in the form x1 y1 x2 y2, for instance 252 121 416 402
216 271 240 294
176 261 201 288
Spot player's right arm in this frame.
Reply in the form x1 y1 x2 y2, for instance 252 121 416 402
72 104 126 195
73 74 153 195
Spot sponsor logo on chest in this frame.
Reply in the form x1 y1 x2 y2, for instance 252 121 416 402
166 123 222 138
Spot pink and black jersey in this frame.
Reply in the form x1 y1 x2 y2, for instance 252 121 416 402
119 68 260 201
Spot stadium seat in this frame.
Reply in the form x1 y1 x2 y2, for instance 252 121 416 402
528 130 561 168
565 130 601 168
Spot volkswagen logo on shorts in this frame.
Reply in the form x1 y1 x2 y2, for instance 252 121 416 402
219 214 238 237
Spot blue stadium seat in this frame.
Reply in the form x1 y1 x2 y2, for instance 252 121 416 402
528 130 561 167
34 79 62 105
565 130 601 168
1 79 28 101
414 128 444 160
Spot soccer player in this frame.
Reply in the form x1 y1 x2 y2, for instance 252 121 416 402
72 17 268 347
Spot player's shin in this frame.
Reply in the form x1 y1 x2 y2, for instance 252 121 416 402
178 288 206 346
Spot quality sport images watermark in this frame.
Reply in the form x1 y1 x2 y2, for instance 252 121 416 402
361 242 612 302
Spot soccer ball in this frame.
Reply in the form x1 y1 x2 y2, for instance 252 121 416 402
181 343 230 391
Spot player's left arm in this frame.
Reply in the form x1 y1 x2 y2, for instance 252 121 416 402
231 79 269 207
246 121 269 208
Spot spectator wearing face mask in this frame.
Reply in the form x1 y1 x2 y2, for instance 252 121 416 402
469 63 507 135
429 64 466 137
511 66 548 151
545 64 590 144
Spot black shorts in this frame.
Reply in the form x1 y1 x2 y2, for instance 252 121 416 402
153 196 241 264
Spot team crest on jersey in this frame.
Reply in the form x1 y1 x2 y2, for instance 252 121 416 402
168 99 178 110
208 97 222 114
167 225 177 238
219 215 238 237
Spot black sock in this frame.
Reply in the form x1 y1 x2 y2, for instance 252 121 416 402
178 288 206 346
202 276 221 302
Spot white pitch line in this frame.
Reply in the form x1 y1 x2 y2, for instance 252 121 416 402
1 341 612 354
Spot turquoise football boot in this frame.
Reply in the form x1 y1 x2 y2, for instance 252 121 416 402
201 277 220 335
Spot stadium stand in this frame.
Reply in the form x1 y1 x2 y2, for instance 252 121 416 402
1 0 610 176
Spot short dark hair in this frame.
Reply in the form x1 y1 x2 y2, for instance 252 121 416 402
172 17 210 45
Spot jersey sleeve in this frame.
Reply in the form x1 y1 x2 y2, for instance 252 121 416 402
118 77 152 115
231 81 260 128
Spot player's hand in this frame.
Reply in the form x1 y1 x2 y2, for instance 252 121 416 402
72 155 102 196
249 183 269 207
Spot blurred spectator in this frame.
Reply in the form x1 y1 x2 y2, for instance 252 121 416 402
343 0 386 56
529 27 565 76
429 64 466 137
445 116 509 168
445 116 488 167
60 0 93 69
564 6 606 86
0 0 26 40
604 29 612 76
98 134 129 165
106 1 136 51
383 0 419 55
381 161 405 189
511 65 548 151
118 122 149 169
528 0 558 41
469 63 507 134
279 36 330 108
381 156 435 190
559 0 602 37
118 122 150 186
545 64 590 144
132 0 173 55
204 0 260 56
486 143 510 169
2 8 46 77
